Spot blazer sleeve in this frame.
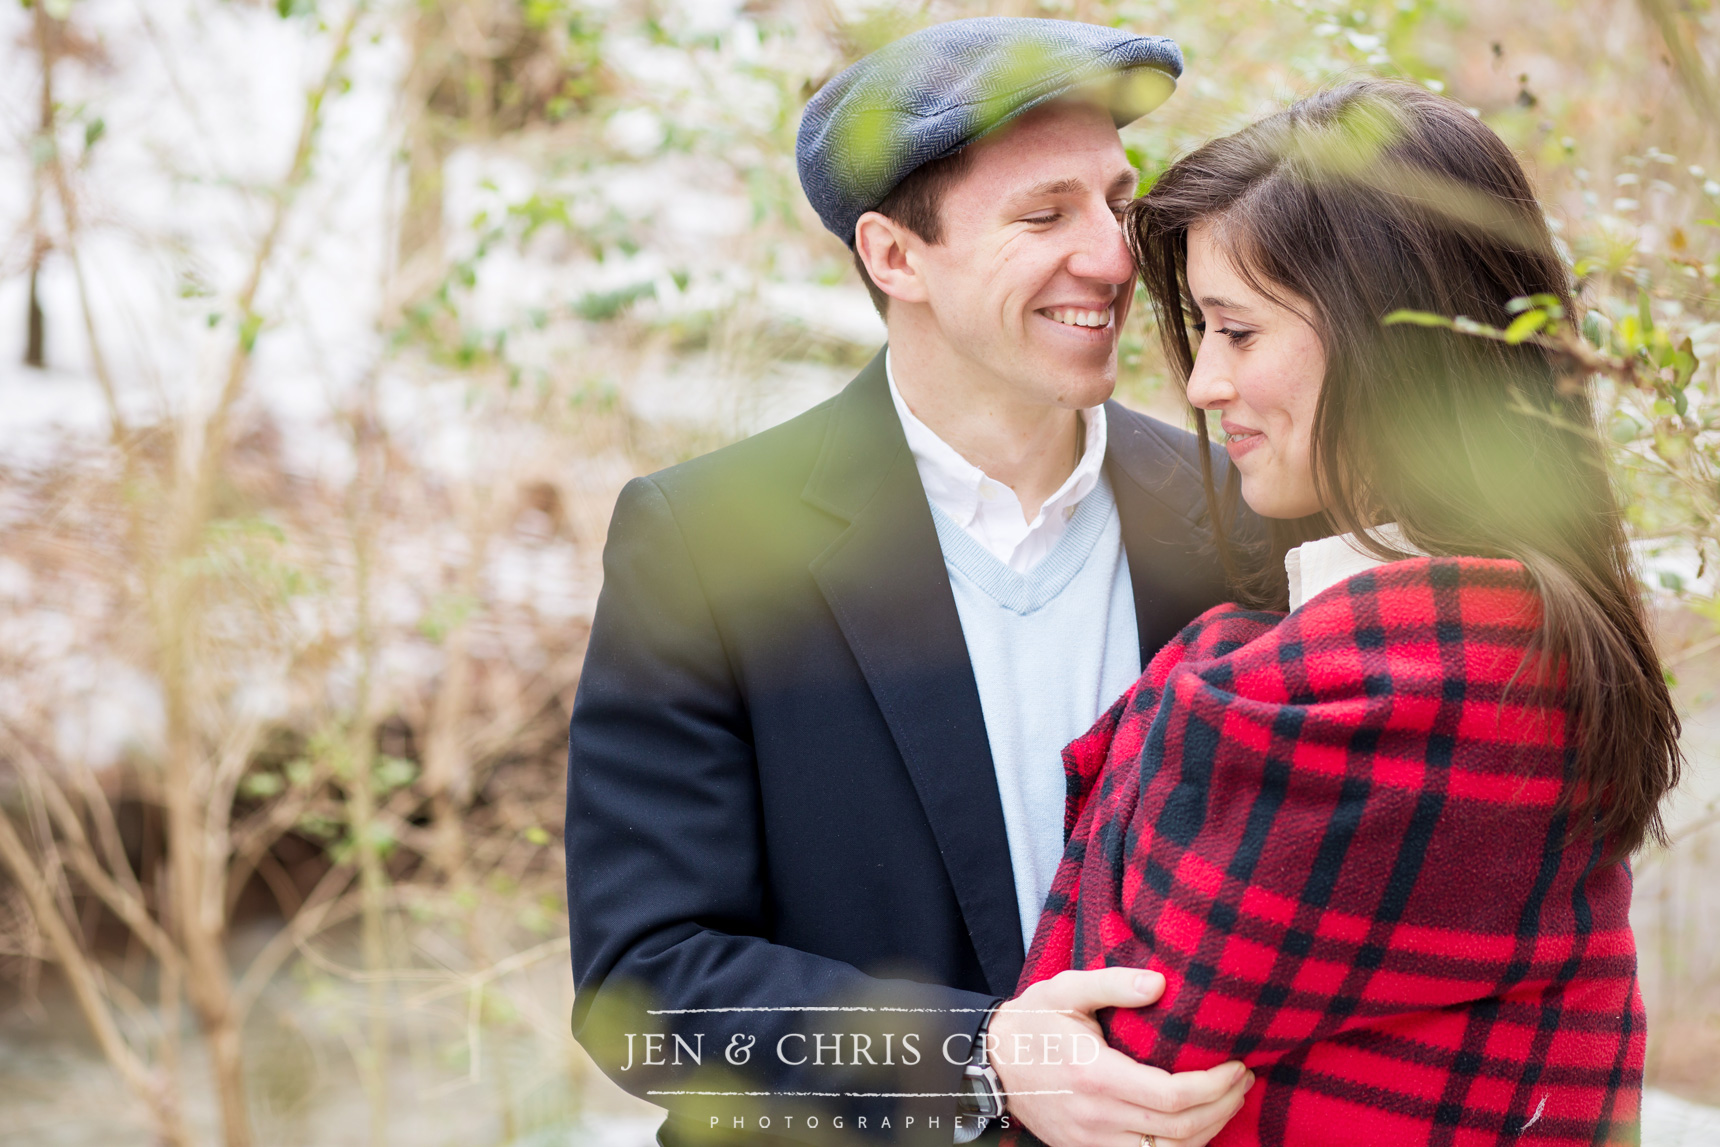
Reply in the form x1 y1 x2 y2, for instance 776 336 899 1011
567 477 997 1145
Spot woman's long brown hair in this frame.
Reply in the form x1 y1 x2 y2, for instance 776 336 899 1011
1129 79 1680 861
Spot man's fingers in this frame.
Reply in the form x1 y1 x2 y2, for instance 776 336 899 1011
1068 1048 1248 1113
1135 1058 1249 1113
1041 966 1166 1014
1138 1069 1254 1146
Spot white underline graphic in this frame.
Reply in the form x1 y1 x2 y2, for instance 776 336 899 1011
645 1006 1080 1015
645 1090 1076 1098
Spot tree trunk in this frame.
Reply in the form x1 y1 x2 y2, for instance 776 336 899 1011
25 261 45 368
163 708 255 1147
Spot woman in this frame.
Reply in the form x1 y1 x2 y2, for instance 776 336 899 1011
1011 80 1680 1146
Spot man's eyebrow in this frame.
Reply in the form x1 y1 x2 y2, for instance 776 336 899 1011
1013 177 1086 201
1008 169 1142 206
1199 295 1253 312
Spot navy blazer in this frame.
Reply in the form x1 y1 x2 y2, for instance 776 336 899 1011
566 351 1236 1145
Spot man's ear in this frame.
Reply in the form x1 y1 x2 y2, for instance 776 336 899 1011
853 211 930 306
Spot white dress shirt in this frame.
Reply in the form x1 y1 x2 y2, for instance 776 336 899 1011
886 350 1108 574
1286 522 1423 610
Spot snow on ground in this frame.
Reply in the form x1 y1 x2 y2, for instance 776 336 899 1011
1645 1090 1720 1146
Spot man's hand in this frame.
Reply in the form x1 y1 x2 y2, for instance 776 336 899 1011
989 968 1253 1147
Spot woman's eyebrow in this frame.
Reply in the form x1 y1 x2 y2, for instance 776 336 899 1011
1199 295 1252 312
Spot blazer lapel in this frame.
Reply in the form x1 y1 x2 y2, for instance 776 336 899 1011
805 353 1026 997
1104 401 1231 667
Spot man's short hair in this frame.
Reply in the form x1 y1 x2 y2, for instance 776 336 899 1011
851 146 976 317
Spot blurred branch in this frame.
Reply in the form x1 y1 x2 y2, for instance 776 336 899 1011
403 935 569 1008
32 2 123 440
0 805 191 1147
1637 0 1720 148
1666 630 1720 668
232 861 357 1022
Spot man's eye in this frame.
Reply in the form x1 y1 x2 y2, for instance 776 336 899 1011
1024 214 1059 225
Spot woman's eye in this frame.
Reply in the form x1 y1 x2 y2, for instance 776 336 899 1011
1191 322 1253 345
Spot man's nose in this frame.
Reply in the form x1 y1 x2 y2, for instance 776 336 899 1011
1067 203 1134 285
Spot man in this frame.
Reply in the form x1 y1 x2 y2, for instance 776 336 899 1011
567 18 1253 1147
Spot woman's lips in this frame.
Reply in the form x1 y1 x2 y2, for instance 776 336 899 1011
1222 423 1265 459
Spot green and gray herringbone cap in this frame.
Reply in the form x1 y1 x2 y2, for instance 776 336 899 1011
796 17 1182 248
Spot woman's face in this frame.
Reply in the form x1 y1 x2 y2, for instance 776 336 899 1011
1182 223 1327 519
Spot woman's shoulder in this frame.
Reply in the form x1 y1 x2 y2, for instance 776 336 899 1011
1152 556 1546 702
1294 553 1541 631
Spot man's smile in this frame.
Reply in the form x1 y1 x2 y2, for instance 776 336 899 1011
1039 306 1114 329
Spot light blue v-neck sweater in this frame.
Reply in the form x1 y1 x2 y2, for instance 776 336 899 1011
929 474 1141 949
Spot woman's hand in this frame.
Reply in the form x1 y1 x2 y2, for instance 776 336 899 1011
989 968 1253 1147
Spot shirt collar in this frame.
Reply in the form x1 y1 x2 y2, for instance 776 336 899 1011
885 348 1108 531
1285 522 1422 610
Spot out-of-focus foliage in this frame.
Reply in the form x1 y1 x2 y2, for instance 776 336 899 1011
419 0 1720 610
3 0 1719 1142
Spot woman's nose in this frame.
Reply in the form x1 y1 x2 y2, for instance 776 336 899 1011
1184 347 1236 410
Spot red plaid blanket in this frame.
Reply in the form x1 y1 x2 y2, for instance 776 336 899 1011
1015 558 1643 1146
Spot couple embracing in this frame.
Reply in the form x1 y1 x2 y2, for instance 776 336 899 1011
566 18 1677 1147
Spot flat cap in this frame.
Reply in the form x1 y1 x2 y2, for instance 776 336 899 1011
797 18 1182 247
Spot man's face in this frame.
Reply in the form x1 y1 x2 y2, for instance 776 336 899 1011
910 101 1138 410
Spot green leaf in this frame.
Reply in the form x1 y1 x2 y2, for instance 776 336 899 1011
418 593 478 642
296 811 340 840
1609 412 1643 443
524 826 551 846
1381 309 1454 328
1526 293 1564 319
1503 310 1548 344
1638 287 1654 335
374 756 418 792
241 772 285 799
1672 337 1699 386
1452 316 1503 337
1125 144 1159 197
573 281 655 322
1582 312 1605 349
363 821 397 856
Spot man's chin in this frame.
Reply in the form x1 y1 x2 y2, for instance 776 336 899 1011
1033 355 1119 409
